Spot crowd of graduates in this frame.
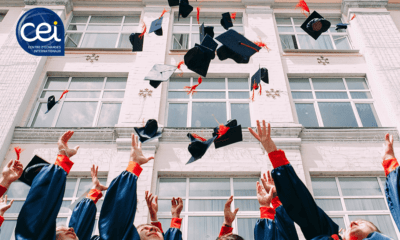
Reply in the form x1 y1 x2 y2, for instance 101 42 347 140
0 120 398 240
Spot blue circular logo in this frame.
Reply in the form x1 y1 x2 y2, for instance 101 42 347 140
16 8 65 56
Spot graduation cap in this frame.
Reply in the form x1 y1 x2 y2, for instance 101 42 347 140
144 64 178 88
178 0 193 21
168 0 179 7
45 90 68 114
212 119 243 149
19 155 50 186
300 11 331 40
197 35 218 60
220 12 233 30
129 33 144 51
134 119 163 143
250 67 268 101
184 45 212 77
199 23 215 42
149 17 163 36
335 23 348 30
216 29 261 64
186 133 217 164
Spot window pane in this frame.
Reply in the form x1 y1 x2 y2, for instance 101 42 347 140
318 102 358 127
196 78 225 90
188 216 223 240
276 18 292 25
159 199 186 212
345 198 387 211
292 92 313 99
66 91 101 98
65 33 82 48
315 92 348 99
69 77 104 89
60 200 72 213
333 36 351 50
295 26 306 33
293 18 305 25
102 91 125 98
169 78 190 89
229 92 249 99
168 103 188 127
32 103 57 127
81 33 118 48
280 35 298 49
312 78 345 90
7 200 24 213
56 218 68 227
350 92 372 99
315 199 343 211
159 218 173 231
237 218 258 240
173 25 191 32
168 92 189 99
174 15 191 23
331 217 345 230
77 179 92 197
96 199 103 213
1 220 16 240
295 103 319 127
105 77 127 89
124 16 140 23
192 102 226 127
71 16 89 23
233 178 258 196
189 200 226 211
41 91 63 99
118 33 131 47
356 104 379 127
339 177 382 196
97 103 121 127
122 25 137 31
192 92 226 99
228 78 248 89
289 78 311 90
199 17 220 24
86 25 120 31
189 178 230 197
90 16 123 23
298 35 333 50
235 200 259 211
311 177 339 196
56 102 97 127
191 33 200 48
173 34 189 49
231 103 251 127
159 178 186 197
346 78 368 90
45 77 69 89
6 181 29 198
64 178 77 198
278 26 294 32
348 215 397 240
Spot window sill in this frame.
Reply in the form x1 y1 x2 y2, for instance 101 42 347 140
65 48 135 54
169 49 188 55
283 49 360 56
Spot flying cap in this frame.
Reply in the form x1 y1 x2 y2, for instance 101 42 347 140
134 119 163 143
149 17 163 36
168 0 179 6
144 64 178 88
45 90 68 114
212 119 243 148
178 0 193 21
301 11 331 40
335 23 348 30
200 23 215 42
19 155 50 186
196 35 218 60
220 12 233 30
187 133 217 164
184 45 212 77
251 67 268 89
129 33 144 51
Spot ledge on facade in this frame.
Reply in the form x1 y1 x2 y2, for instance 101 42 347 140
310 170 385 177
283 49 360 55
300 127 399 143
65 48 135 54
169 49 188 55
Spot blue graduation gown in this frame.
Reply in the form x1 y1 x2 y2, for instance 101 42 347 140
69 198 97 240
383 159 400 232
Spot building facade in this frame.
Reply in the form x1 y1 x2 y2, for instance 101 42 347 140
1 0 400 239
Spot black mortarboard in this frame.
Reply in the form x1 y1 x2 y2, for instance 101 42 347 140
251 67 268 91
220 12 233 30
178 0 193 21
134 119 163 143
144 64 177 88
168 0 179 7
199 23 214 42
149 17 163 36
129 33 144 52
216 29 260 63
184 45 212 77
212 119 243 148
197 35 218 60
46 95 57 114
301 11 331 40
19 155 50 186
335 23 348 30
187 133 217 164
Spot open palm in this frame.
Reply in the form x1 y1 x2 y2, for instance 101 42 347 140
91 165 108 191
130 134 154 165
0 195 13 216
58 131 80 158
248 120 277 154
383 133 396 161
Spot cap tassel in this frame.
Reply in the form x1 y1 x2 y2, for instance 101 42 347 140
350 14 356 21
251 80 257 101
240 42 259 52
259 83 262 96
58 90 69 101
212 114 230 139
176 60 184 77
139 22 147 39
231 12 237 21
295 0 310 17
160 8 168 19
254 40 271 52
14 147 23 160
197 7 201 24
184 76 202 95
192 133 206 142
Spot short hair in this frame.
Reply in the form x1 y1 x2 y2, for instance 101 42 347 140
216 234 245 240
355 219 381 233
136 223 161 233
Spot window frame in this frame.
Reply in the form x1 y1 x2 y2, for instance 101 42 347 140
165 77 252 127
289 77 380 127
0 11 6 22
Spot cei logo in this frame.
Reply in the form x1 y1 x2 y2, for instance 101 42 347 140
16 8 65 56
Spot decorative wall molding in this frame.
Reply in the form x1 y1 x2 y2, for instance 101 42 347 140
24 0 73 14
341 0 388 15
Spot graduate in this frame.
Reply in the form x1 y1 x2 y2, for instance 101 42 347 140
15 130 80 240
217 196 242 240
249 120 390 240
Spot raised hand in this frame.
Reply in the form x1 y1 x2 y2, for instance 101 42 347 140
223 196 239 226
171 197 183 218
257 181 274 207
383 133 396 161
145 191 158 221
248 120 277 154
130 134 154 165
261 171 277 199
58 130 80 158
0 159 23 188
91 165 108 192
0 195 14 216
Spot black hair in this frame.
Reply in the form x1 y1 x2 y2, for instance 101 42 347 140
216 234 245 240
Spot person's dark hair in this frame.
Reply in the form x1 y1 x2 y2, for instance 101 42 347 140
216 234 245 240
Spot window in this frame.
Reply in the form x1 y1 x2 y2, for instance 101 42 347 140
157 178 259 240
65 15 140 48
0 12 5 22
167 78 251 127
276 17 351 50
2 178 107 240
30 76 126 127
289 78 380 127
311 177 399 239
172 13 244 50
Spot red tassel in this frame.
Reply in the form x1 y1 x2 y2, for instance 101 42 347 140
254 41 271 52
259 83 262 96
240 42 259 52
295 0 310 17
139 22 146 39
231 12 237 21
197 7 200 24
251 80 258 101
192 133 206 142
251 89 255 101
14 147 23 160
160 8 168 19
184 76 202 95
59 90 69 100
176 60 184 77
217 125 230 139
350 14 356 21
